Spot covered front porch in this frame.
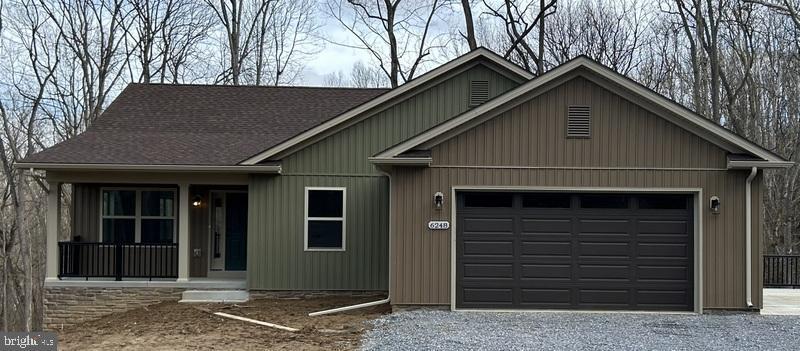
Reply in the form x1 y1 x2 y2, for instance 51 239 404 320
41 168 273 286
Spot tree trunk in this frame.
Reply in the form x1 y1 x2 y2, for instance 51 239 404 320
461 0 477 50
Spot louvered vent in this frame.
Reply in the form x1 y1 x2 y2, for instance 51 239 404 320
469 80 490 106
567 105 591 138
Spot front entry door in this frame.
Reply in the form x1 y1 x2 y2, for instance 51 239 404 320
210 191 248 272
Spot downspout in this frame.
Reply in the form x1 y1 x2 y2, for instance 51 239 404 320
745 166 757 308
309 167 393 317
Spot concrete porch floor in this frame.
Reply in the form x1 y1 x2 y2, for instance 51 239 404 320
45 278 246 289
762 288 800 315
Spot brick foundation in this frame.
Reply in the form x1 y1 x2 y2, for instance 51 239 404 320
44 287 184 330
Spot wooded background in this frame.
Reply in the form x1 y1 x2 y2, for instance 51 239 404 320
0 0 798 331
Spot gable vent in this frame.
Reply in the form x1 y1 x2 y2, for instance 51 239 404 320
567 105 591 138
469 80 490 106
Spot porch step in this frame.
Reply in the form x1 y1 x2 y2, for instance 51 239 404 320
179 290 250 303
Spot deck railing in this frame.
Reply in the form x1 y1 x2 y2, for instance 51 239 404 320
764 255 800 288
58 241 178 280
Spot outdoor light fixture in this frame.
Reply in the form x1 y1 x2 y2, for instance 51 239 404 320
710 196 721 214
433 191 444 210
192 195 202 208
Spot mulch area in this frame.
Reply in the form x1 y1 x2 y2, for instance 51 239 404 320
56 295 390 350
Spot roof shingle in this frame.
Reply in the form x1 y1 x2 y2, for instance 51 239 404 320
23 84 388 165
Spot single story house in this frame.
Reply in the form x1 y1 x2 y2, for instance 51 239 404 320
19 48 792 327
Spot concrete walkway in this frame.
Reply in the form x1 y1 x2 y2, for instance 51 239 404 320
762 288 800 315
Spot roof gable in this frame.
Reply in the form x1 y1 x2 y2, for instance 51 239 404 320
371 56 791 168
238 47 534 165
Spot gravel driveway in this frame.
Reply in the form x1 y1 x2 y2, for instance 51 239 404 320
362 310 800 350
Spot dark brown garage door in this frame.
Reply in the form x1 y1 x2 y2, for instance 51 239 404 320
456 192 693 311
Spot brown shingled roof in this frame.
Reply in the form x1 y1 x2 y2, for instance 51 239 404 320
22 83 388 165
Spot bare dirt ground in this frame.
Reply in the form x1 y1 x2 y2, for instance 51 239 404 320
56 295 390 350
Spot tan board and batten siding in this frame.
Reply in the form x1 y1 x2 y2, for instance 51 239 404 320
389 76 764 309
247 61 523 290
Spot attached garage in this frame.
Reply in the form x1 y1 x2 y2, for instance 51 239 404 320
374 55 791 312
455 191 694 311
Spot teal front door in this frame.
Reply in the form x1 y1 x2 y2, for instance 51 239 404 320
224 193 247 271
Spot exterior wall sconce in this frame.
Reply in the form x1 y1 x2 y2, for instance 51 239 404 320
192 195 203 208
433 192 444 210
710 196 721 214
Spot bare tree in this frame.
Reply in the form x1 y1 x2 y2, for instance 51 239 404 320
326 0 450 88
205 0 273 85
482 0 556 74
461 0 477 49
322 60 389 88
39 0 134 131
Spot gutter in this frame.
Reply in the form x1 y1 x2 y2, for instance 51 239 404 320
368 157 431 166
745 166 757 308
727 160 794 169
14 162 282 174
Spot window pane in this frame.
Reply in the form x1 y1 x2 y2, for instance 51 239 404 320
307 220 343 248
463 192 513 208
308 190 343 218
103 190 135 216
580 195 629 209
522 193 571 208
102 218 135 243
141 219 174 244
142 191 175 217
638 195 687 210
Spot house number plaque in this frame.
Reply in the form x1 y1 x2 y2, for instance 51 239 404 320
427 220 450 230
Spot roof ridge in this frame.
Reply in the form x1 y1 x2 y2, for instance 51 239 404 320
128 82 390 91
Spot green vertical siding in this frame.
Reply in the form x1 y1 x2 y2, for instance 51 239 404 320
248 175 389 290
248 62 524 290
282 63 521 174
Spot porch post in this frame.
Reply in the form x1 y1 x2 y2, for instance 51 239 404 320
45 181 61 282
177 183 190 282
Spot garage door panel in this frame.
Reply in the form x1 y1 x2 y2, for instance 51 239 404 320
579 242 631 257
520 264 572 279
520 241 572 257
462 240 514 257
521 289 572 305
520 218 572 232
637 243 689 258
577 219 631 233
578 264 631 281
462 288 513 304
462 263 514 279
578 289 631 305
462 217 514 233
456 192 693 311
637 220 689 234
637 265 690 281
636 290 691 306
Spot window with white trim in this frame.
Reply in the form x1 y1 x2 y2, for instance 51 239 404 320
304 187 346 251
101 188 176 244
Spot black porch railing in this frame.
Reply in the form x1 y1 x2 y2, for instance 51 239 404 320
58 242 178 280
764 255 800 288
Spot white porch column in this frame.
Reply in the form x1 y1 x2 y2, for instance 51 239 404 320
177 183 190 282
45 181 61 282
